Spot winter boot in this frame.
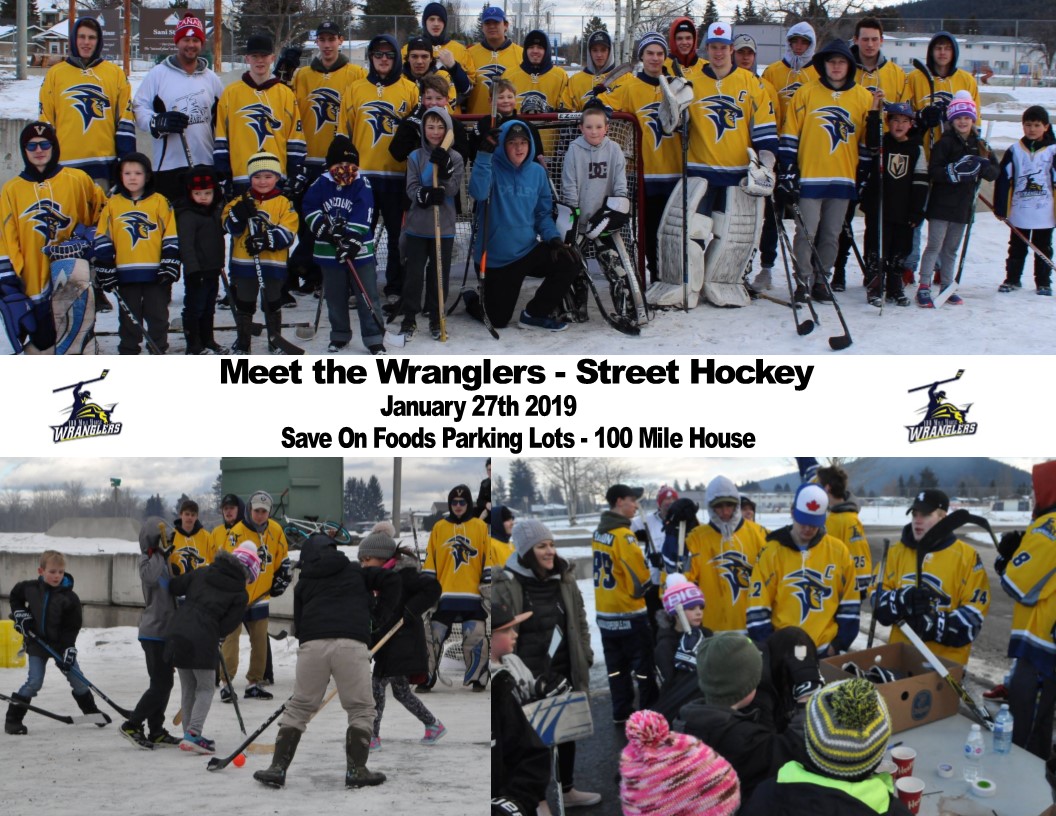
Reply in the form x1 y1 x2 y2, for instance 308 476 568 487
831 267 846 292
199 313 224 354
345 725 386 787
72 690 110 728
233 311 253 354
571 275 590 322
400 314 417 339
884 268 910 307
866 275 883 308
253 725 302 788
810 280 833 303
750 267 773 292
4 693 30 735
184 320 203 355
265 309 285 354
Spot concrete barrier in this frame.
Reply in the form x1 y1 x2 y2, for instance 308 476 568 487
47 516 141 540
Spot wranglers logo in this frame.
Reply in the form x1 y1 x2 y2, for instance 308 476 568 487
62 83 110 131
51 369 123 443
906 369 978 443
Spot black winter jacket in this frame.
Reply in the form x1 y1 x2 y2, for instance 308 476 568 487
164 551 248 669
741 764 912 816
175 201 225 276
9 574 82 658
372 552 441 677
653 623 711 723
926 128 999 224
491 665 550 812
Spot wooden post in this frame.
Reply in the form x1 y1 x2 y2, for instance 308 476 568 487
68 0 76 47
213 0 223 70
123 0 131 75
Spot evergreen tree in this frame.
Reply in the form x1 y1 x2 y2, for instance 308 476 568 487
493 474 507 504
898 475 906 496
508 461 538 512
211 472 223 512
743 0 761 23
2 0 39 22
734 5 742 23
344 477 365 521
357 0 419 40
702 0 719 26
173 493 192 517
144 493 165 518
919 466 939 489
583 15 606 39
363 475 387 520
546 483 564 504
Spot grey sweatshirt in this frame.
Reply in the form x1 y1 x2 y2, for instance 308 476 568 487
560 133 629 231
404 107 465 239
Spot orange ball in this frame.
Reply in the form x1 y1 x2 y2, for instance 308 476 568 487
233 753 246 768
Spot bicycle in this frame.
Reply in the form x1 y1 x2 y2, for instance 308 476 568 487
272 488 352 548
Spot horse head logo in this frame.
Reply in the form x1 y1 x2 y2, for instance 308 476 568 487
118 211 157 248
22 199 71 242
698 95 743 141
814 106 855 152
360 101 400 146
310 88 341 134
63 83 111 131
239 103 282 149
786 567 832 622
710 550 754 601
448 534 478 570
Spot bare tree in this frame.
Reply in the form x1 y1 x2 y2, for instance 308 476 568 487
534 458 598 524
758 0 866 44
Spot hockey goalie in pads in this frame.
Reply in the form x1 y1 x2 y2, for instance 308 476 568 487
649 177 710 308
701 184 764 308
658 74 694 136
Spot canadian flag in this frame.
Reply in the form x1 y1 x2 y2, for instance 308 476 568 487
806 499 820 511
714 26 726 36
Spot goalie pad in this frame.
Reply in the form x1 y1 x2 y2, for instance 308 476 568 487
584 196 631 240
49 259 96 354
701 183 763 308
648 177 711 308
658 75 694 135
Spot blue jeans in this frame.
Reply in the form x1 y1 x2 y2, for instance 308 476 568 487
17 654 90 698
320 258 382 349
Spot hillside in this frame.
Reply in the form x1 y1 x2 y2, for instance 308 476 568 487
882 0 1051 27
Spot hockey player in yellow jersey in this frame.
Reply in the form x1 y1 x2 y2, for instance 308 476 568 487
168 499 215 574
407 3 477 108
998 461 1056 757
747 483 860 656
762 23 819 126
38 18 136 186
210 493 246 563
218 490 292 701
594 484 658 722
422 484 489 691
563 31 627 112
907 32 981 156
402 37 464 106
778 39 881 301
666 17 706 82
465 6 523 114
214 35 306 193
873 489 990 666
684 476 769 634
506 30 568 114
0 122 105 353
816 465 871 599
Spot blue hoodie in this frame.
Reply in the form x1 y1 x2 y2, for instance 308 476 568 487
468 120 559 267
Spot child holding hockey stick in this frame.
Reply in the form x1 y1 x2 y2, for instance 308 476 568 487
652 574 712 723
175 165 226 354
5 550 109 735
994 105 1056 297
469 78 543 161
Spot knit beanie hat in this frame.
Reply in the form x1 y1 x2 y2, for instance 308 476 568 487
946 90 977 122
174 12 206 44
185 164 218 192
696 632 762 706
325 134 360 168
448 483 472 514
806 677 892 781
662 573 704 615
637 32 668 59
406 35 432 55
233 542 262 583
246 151 282 179
523 30 548 50
620 710 741 816
358 529 397 561
511 519 552 557
792 483 828 526
20 120 57 154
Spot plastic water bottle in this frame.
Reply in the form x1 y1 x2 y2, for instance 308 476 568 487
993 704 1014 754
964 723 985 781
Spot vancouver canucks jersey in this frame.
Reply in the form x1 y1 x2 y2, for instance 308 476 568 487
780 81 875 199
223 518 289 607
214 76 306 185
342 76 420 180
465 41 524 114
424 516 488 613
683 518 768 633
292 62 367 168
747 531 859 652
169 525 216 575
222 191 298 280
94 192 177 285
827 507 871 596
0 168 105 302
592 521 652 628
39 60 136 180
1002 511 1056 678
761 60 819 127
875 536 990 665
686 66 778 185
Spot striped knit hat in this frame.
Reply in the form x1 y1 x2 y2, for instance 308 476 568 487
636 32 668 59
620 710 740 816
246 151 283 179
806 678 892 781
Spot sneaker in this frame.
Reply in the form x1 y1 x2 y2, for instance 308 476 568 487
279 293 297 309
831 270 846 292
118 721 154 750
220 685 234 704
327 340 348 352
946 293 964 305
750 267 773 292
368 344 386 355
519 309 568 332
244 684 273 700
916 285 934 308
429 316 442 340
998 280 1019 293
217 299 231 311
179 732 216 755
421 721 447 745
148 729 182 747
1038 286 1052 296
400 316 417 339
369 736 382 752
792 285 809 304
983 683 1009 701
562 789 602 808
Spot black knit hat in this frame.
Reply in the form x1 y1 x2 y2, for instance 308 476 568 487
448 484 472 513
325 135 360 168
220 493 240 508
20 121 57 155
523 30 548 50
406 36 431 55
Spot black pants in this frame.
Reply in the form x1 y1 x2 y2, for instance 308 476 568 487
403 234 453 318
468 243 576 328
600 618 658 723
287 165 324 290
367 176 406 297
759 196 778 268
1006 227 1054 287
116 281 169 354
129 639 175 735
1010 656 1056 759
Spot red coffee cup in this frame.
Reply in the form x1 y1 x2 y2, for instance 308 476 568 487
895 775 925 814
891 746 917 779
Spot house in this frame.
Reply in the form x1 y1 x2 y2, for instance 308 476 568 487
0 23 46 63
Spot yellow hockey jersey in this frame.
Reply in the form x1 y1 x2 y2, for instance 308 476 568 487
905 67 980 157
826 505 872 596
761 60 819 127
210 522 242 562
876 536 990 665
593 513 652 628
562 67 629 112
0 168 105 301
747 530 859 652
684 518 768 633
780 81 875 199
168 524 216 575
465 41 524 114
292 60 366 167
222 191 298 280
223 518 289 606
39 60 136 180
342 76 420 180
215 75 306 185
401 39 478 92
854 58 907 103
94 191 178 285
1002 512 1056 678
685 66 778 185
424 515 488 612
505 64 569 113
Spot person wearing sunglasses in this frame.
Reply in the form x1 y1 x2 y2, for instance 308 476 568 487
0 121 105 354
421 484 489 692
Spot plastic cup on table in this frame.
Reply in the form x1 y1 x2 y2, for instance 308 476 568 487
895 775 925 814
891 746 917 779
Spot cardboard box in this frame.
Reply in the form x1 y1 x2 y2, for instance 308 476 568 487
820 642 965 734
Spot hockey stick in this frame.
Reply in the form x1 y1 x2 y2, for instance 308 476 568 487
910 59 938 154
978 193 1056 276
52 369 108 393
206 699 288 771
773 206 815 335
791 204 853 350
218 647 247 735
898 621 995 730
569 242 640 335
0 691 109 726
612 232 649 323
217 266 265 336
476 89 501 340
908 369 964 393
934 176 983 308
432 128 456 341
865 537 891 649
841 219 871 289
269 629 289 640
295 284 325 340
151 96 194 169
341 257 407 349
447 217 478 316
669 60 691 313
112 289 164 355
251 248 304 354
25 631 132 718
875 111 886 314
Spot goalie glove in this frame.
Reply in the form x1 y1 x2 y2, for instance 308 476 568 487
743 147 776 197
658 75 694 136
946 154 988 183
45 237 93 261
584 196 631 240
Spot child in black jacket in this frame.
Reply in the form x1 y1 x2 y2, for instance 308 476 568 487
653 574 712 723
5 550 109 735
176 166 227 354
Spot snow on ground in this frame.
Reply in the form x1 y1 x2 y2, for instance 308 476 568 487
0 626 488 816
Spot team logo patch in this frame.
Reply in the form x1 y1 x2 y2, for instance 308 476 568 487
174 548 206 575
518 90 550 114
239 102 282 149
781 81 803 100
447 534 479 570
477 63 507 93
697 94 743 140
906 369 978 443
360 100 400 146
899 572 952 609
814 106 855 152
22 199 71 242
709 550 753 601
640 102 672 149
51 369 123 443
887 153 908 179
1036 518 1056 541
310 88 342 134
785 567 832 623
63 83 110 132
1018 170 1047 199
118 211 157 248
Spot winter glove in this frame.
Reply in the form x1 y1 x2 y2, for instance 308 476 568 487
997 530 1024 562
274 46 302 83
909 612 941 642
269 558 292 598
776 165 800 206
283 168 308 200
245 230 268 256
59 646 77 672
415 186 446 208
12 609 34 637
894 585 934 618
916 103 946 129
430 146 454 179
149 110 190 138
946 154 988 183
96 265 118 292
228 195 255 230
477 128 501 154
157 258 181 284
584 196 630 239
548 237 576 266
334 233 364 264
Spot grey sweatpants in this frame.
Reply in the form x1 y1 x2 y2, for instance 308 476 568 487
177 667 215 736
918 219 967 290
279 638 374 735
793 197 847 287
